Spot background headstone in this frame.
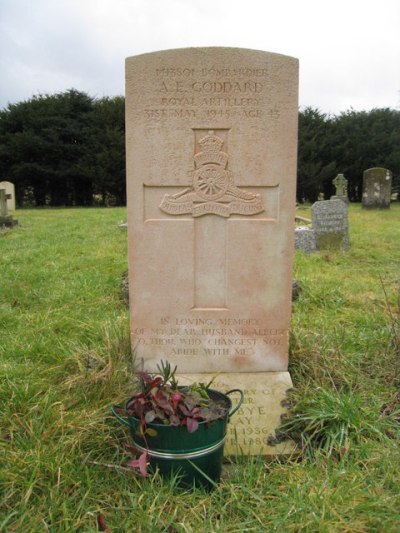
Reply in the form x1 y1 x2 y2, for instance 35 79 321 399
0 188 18 227
0 189 9 217
331 173 349 203
311 199 349 251
295 226 316 253
362 167 392 209
0 181 16 211
125 47 299 455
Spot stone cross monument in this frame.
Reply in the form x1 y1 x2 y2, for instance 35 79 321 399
0 188 18 227
331 173 349 203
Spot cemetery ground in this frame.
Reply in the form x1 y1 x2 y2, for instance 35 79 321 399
1 206 399 532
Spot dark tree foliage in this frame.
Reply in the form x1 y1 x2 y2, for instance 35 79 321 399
87 96 126 206
297 106 400 202
0 89 398 206
0 90 125 206
297 107 336 202
329 108 400 201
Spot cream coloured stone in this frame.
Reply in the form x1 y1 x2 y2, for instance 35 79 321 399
0 181 15 211
179 372 296 456
126 48 299 375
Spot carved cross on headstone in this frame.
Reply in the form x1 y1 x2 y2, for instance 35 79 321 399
144 130 279 309
0 189 11 217
332 174 348 197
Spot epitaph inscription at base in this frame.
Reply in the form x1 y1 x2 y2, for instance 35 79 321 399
180 372 296 457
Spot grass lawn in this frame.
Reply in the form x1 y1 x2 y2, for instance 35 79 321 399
1 205 399 532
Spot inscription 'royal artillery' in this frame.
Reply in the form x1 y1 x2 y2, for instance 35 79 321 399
159 131 265 218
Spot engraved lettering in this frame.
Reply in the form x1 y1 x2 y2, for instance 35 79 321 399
192 81 262 93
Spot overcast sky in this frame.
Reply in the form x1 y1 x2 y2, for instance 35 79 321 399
1 0 399 115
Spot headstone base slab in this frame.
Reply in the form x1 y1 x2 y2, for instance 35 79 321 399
179 371 296 457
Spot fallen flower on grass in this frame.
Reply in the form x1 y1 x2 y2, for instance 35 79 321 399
127 452 149 477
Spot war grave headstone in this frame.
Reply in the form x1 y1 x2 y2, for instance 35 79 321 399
331 173 349 204
125 48 299 455
0 181 16 212
362 167 392 209
311 199 349 251
0 188 18 227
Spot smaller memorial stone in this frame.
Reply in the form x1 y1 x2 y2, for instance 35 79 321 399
331 173 349 203
295 226 316 253
0 181 16 211
362 167 392 208
0 189 18 227
311 199 349 251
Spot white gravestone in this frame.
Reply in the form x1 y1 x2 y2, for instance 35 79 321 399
125 48 299 455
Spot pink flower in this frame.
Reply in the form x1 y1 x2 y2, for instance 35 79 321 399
127 452 148 477
186 417 199 433
171 391 182 409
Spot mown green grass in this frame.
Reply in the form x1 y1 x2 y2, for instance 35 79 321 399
1 206 399 532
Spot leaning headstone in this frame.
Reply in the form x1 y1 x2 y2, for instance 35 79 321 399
295 226 316 253
0 189 18 227
125 48 299 455
0 181 16 211
311 199 349 251
362 167 392 208
331 173 349 203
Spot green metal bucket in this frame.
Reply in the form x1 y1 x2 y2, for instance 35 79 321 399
111 388 243 489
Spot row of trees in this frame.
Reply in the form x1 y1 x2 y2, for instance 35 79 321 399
0 89 399 206
298 106 400 202
0 90 125 206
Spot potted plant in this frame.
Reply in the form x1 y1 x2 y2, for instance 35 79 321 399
111 361 243 488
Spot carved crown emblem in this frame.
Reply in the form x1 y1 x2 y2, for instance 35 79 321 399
159 130 265 218
194 130 228 169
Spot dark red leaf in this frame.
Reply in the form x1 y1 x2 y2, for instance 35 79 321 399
97 513 109 531
178 404 191 416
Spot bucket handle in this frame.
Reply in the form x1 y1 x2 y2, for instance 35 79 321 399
111 405 131 427
225 389 244 418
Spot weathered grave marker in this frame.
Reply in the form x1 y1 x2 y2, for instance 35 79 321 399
311 199 349 251
125 48 299 455
0 188 18 227
362 167 392 209
331 173 349 203
0 189 9 217
0 181 16 211
295 226 316 253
